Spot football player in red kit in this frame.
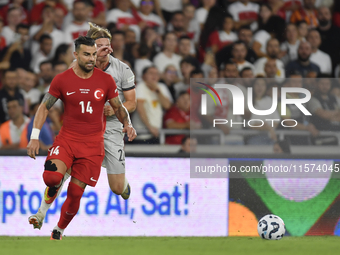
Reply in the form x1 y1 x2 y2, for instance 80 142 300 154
26 36 137 240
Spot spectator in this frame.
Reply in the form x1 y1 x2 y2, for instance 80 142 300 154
54 7 66 30
240 67 255 79
286 41 320 77
111 31 129 63
317 6 340 75
0 69 25 124
20 69 42 107
280 23 301 65
163 91 190 144
63 0 91 44
1 7 23 46
106 0 141 40
160 65 179 101
215 25 257 70
153 32 182 75
141 27 162 60
30 34 53 74
52 43 74 67
29 0 68 25
0 23 31 70
125 29 137 45
134 43 153 83
273 140 291 154
136 0 164 34
0 0 29 26
182 4 200 44
178 136 197 154
252 15 286 58
37 61 53 93
307 29 332 74
279 74 319 145
307 75 340 131
254 38 286 78
159 0 183 23
290 0 318 28
173 57 198 97
195 0 216 28
267 0 286 20
52 61 68 75
208 14 238 54
178 35 195 58
228 0 259 30
297 20 308 40
246 78 280 145
29 5 65 58
264 58 278 78
26 101 54 151
231 41 254 72
132 66 173 144
0 98 30 149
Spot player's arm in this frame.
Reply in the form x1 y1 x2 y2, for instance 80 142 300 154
104 89 136 116
108 96 137 141
27 93 58 159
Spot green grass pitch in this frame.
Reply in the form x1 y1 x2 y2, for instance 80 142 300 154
0 236 339 255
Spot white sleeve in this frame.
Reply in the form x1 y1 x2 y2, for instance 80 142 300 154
136 83 146 100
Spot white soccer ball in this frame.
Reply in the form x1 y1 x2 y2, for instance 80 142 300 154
257 214 285 240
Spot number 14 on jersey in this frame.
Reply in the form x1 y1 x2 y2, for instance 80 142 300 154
79 101 93 114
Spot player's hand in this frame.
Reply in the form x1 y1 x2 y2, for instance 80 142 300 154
27 139 40 159
104 105 115 116
123 124 137 141
97 45 113 57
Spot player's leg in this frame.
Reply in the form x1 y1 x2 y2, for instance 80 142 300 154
28 168 71 230
51 151 103 240
51 177 86 240
103 134 130 199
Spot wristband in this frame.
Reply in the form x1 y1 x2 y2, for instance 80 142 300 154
30 128 40 140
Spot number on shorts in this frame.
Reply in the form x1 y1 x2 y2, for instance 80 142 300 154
118 149 124 161
49 146 60 156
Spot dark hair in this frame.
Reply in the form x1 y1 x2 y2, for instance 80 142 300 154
53 61 68 69
190 69 204 77
240 67 253 77
263 16 286 43
258 3 273 30
53 43 70 63
112 30 125 38
177 90 189 100
179 35 191 42
232 40 247 49
74 36 95 51
171 11 184 20
163 31 176 41
42 4 53 12
39 34 52 44
138 43 150 57
16 23 29 32
238 25 251 32
39 60 52 70
142 65 157 76
7 98 23 107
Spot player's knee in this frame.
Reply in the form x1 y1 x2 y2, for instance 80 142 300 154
43 171 63 187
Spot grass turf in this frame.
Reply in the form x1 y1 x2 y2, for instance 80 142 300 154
0 236 339 255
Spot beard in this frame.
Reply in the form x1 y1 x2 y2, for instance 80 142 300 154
78 61 94 73
298 54 310 62
173 26 184 32
319 19 330 27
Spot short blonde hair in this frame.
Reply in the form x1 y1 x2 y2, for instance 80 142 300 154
86 22 112 41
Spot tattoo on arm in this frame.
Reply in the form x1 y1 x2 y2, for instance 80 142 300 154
112 97 131 126
42 93 58 110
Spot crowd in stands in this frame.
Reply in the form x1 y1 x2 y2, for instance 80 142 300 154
0 0 340 150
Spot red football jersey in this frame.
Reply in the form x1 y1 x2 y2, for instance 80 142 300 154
48 68 118 142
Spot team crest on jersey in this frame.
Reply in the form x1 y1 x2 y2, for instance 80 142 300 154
94 88 104 101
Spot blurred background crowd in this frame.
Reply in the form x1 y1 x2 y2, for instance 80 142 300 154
0 0 340 152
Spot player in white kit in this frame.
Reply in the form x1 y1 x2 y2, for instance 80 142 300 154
28 23 137 230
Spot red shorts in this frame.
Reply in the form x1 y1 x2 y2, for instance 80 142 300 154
46 135 105 187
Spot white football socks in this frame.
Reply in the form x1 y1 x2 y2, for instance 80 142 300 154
39 172 71 216
54 225 65 235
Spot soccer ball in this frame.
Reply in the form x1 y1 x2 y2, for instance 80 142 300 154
257 214 285 240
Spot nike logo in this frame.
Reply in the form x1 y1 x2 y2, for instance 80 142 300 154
90 177 97 182
66 211 75 215
66 91 76 96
